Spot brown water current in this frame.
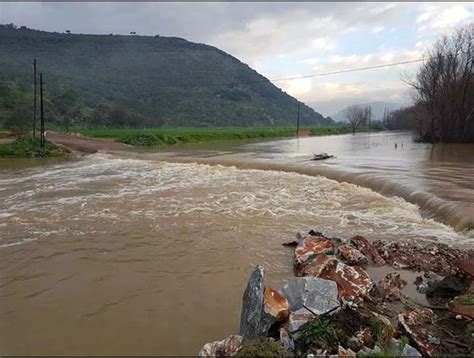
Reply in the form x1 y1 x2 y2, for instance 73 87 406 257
0 131 473 354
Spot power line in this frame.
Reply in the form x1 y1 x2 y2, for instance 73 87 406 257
177 55 431 87
267 57 428 83
27 54 432 90
265 51 469 84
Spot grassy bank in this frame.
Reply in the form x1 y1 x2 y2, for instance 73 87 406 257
0 137 69 158
79 126 372 147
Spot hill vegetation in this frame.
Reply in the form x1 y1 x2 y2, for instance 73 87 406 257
0 24 332 130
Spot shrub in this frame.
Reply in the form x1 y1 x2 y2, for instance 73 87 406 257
297 318 346 353
237 339 289 358
0 136 65 157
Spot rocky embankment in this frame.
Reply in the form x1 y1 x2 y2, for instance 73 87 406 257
199 231 474 357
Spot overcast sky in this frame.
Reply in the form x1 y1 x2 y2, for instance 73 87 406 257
1 2 473 115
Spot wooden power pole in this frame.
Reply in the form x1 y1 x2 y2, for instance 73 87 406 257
368 106 372 134
296 101 300 139
39 73 45 149
32 59 37 139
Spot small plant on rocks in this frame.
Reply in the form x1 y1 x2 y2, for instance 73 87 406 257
236 339 289 358
296 317 346 354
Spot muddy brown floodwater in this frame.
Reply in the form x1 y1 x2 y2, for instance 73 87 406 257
0 131 473 355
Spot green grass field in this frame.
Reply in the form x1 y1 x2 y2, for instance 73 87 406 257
79 126 369 147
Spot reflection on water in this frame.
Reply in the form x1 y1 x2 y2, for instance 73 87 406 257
0 152 470 355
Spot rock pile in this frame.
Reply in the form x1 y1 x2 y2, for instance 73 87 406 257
373 240 472 275
199 231 474 357
295 232 378 303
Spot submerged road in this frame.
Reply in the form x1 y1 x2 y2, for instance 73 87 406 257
46 132 130 153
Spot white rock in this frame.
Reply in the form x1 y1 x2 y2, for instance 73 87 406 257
199 335 243 357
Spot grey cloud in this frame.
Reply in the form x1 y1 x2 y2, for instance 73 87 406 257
1 2 407 42
0 2 417 112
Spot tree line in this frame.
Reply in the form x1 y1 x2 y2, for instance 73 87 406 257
388 23 473 143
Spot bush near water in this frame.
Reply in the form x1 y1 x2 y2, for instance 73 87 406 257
0 136 68 157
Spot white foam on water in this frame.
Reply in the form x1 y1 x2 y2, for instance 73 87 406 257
0 238 39 248
0 154 472 249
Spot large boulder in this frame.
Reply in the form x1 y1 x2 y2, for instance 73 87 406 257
280 277 339 333
199 335 243 357
280 277 339 313
297 254 334 277
295 235 336 267
319 259 373 302
350 235 385 266
239 265 289 339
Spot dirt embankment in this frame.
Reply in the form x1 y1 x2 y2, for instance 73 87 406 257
46 132 130 155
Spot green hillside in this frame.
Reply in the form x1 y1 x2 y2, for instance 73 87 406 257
0 24 332 129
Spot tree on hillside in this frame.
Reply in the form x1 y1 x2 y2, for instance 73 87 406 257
52 90 81 132
406 23 474 142
3 106 31 134
344 105 371 135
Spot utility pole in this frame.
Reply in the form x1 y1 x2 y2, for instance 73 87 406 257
296 101 300 139
32 59 37 139
39 74 45 149
368 106 372 134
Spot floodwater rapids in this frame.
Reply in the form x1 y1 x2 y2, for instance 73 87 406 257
0 131 473 354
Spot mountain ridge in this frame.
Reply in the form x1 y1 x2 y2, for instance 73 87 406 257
0 24 332 128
